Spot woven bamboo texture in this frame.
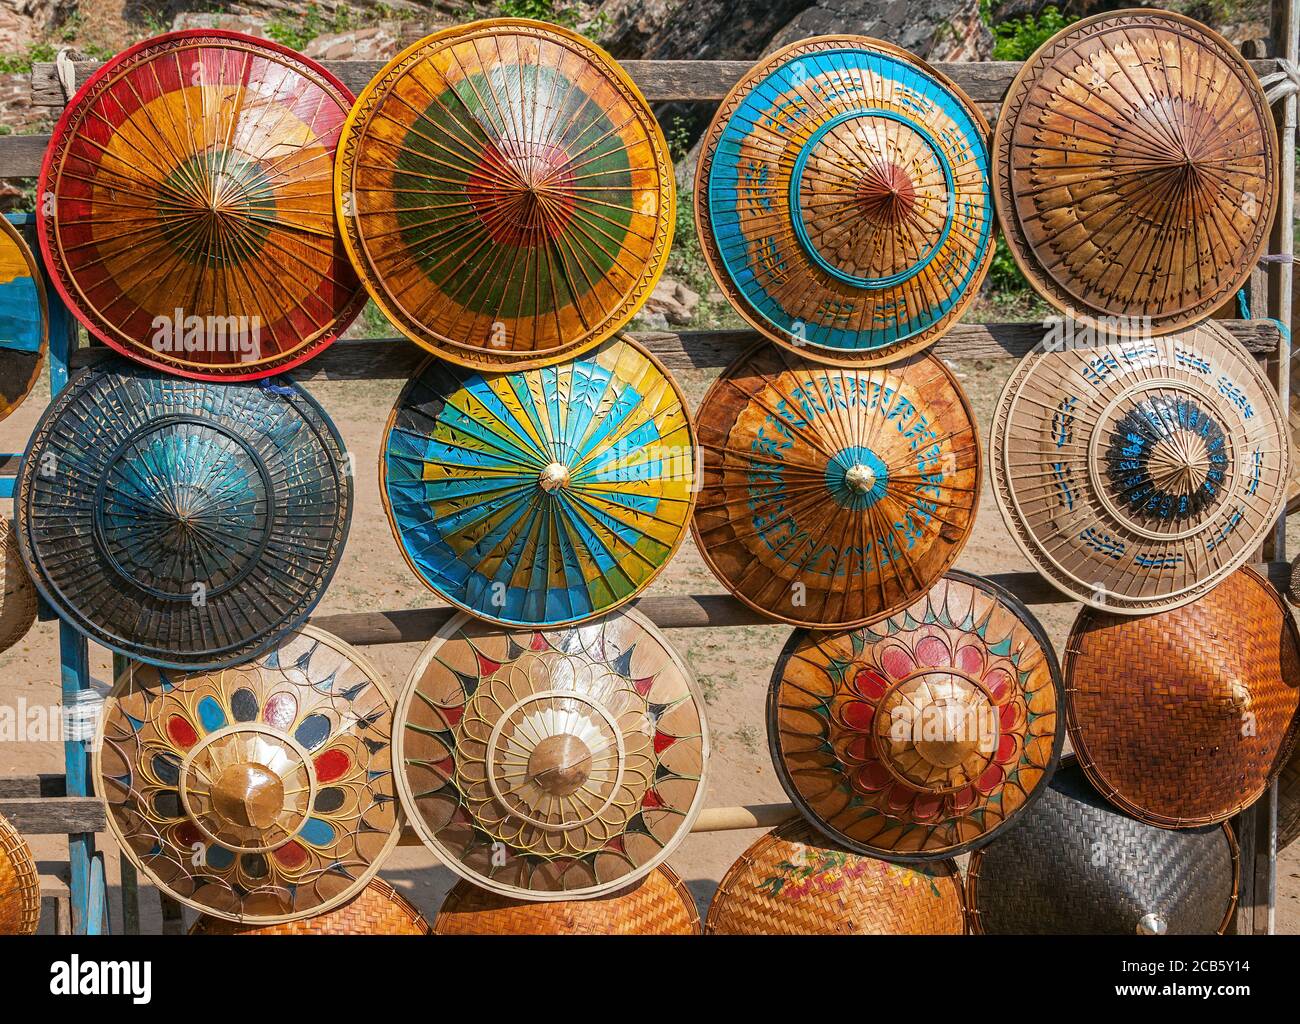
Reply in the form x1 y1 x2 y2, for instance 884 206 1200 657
705 817 966 935
693 343 980 628
0 519 37 655
993 10 1276 334
1280 748 1300 851
0 812 40 935
967 760 1238 935
434 864 700 935
694 35 994 366
1065 566 1300 828
190 878 430 935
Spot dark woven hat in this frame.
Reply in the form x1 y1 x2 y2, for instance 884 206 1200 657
967 760 1238 935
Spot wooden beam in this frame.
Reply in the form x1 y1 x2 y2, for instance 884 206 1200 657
308 563 1291 648
0 774 67 798
0 133 49 177
62 320 1284 379
0 795 104 835
28 58 1281 109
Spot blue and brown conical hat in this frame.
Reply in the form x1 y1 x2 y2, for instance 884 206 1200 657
696 36 995 367
0 217 46 423
336 18 675 371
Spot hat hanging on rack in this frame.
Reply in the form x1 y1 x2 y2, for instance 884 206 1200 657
382 335 695 628
768 570 1062 861
692 343 980 628
395 608 708 901
0 217 47 423
16 359 352 669
705 816 966 935
967 758 1239 935
990 320 1289 612
96 626 401 925
189 878 430 935
434 864 701 935
993 10 1277 334
1065 566 1300 828
695 35 996 366
0 812 40 935
0 519 37 657
38 30 365 380
335 18 674 370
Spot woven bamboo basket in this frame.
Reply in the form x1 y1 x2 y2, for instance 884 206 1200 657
0 519 37 655
189 879 430 935
967 760 1238 935
705 817 966 935
434 865 701 935
1065 566 1300 828
0 812 40 935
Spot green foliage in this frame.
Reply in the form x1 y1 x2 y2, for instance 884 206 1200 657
0 43 56 75
493 0 582 28
265 3 358 51
983 4 1075 61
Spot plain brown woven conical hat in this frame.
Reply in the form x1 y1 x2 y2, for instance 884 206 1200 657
189 878 430 935
434 864 700 935
0 812 40 935
0 519 37 655
705 817 966 935
1065 566 1300 828
994 9 1277 334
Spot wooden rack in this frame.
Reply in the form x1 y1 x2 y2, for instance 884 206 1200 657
0 20 1295 934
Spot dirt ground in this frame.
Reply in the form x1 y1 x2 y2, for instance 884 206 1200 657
3 351 1299 934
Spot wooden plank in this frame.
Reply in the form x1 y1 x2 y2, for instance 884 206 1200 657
0 773 67 798
307 563 1289 648
64 320 1284 380
0 133 49 177
29 58 1281 109
0 795 104 835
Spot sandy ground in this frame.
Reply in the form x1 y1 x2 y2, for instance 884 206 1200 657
2 351 1298 934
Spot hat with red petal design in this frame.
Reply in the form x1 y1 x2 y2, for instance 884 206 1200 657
767 570 1063 861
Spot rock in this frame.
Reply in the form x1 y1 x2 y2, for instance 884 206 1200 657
633 310 671 331
769 0 991 60
0 1 74 51
645 277 700 325
171 13 272 37
303 25 405 61
0 72 48 135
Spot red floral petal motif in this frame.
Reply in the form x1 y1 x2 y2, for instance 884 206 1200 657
915 634 951 668
880 646 915 680
653 731 676 754
885 784 916 813
984 668 1013 703
167 715 198 750
603 835 626 854
272 841 309 869
854 761 892 792
440 705 464 727
843 735 874 764
996 734 1017 764
530 633 548 651
976 764 1005 794
947 785 976 812
853 668 890 699
262 692 297 731
633 676 655 697
174 822 204 847
314 748 351 783
840 700 875 732
434 756 455 778
475 651 502 677
999 702 1021 732
641 789 664 809
955 644 984 676
913 792 943 821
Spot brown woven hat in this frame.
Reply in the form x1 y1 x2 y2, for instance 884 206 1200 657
1065 566 1300 828
693 343 980 628
190 878 430 935
991 321 1289 613
0 812 40 935
95 626 401 925
994 10 1276 335
769 571 1062 861
705 817 965 935
396 609 709 901
967 759 1238 935
0 518 37 655
434 864 700 935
